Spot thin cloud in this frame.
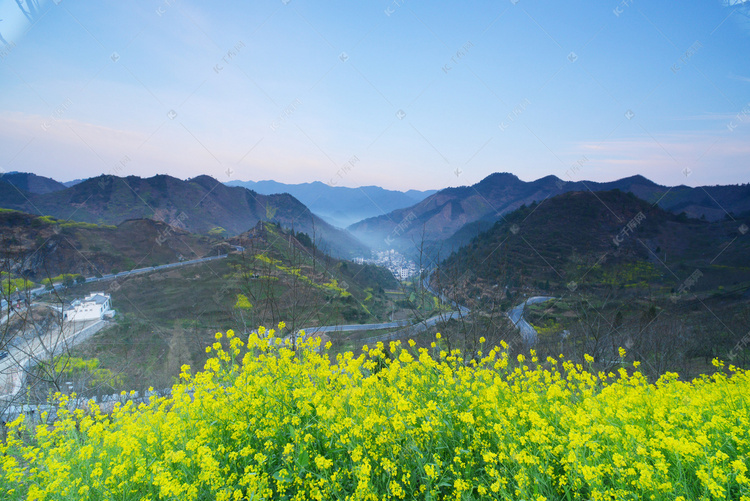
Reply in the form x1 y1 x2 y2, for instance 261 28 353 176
571 130 750 185
671 112 743 121
728 73 750 83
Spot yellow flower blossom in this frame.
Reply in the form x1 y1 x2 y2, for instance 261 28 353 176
0 326 748 501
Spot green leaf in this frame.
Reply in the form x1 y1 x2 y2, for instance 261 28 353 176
297 450 309 469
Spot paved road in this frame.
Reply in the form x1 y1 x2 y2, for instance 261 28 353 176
302 319 413 334
0 309 14 326
0 318 110 400
507 296 556 345
26 254 229 297
422 272 469 312
2 254 233 316
295 308 469 345
299 269 470 340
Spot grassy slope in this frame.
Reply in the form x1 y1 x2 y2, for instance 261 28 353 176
59 224 400 391
440 190 750 293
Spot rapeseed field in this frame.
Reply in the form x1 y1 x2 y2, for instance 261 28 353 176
1 325 748 500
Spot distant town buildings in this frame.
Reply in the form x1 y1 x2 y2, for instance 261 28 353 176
397 267 413 280
355 249 420 281
63 292 115 322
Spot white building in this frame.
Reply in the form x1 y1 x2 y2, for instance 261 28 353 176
63 292 114 322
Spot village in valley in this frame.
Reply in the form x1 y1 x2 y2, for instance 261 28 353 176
353 249 420 281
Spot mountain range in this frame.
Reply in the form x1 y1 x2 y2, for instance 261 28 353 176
347 173 750 253
3 171 749 262
225 179 436 228
0 174 368 258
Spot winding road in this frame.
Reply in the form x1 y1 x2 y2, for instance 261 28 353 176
298 270 472 343
27 254 230 298
506 296 556 345
298 272 555 346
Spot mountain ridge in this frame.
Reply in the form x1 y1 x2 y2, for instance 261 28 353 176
0 171 68 194
348 172 750 252
0 174 369 259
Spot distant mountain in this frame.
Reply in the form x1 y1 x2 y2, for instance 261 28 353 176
438 189 750 294
225 179 436 228
0 180 32 206
0 171 67 194
0 174 369 259
348 172 750 252
63 178 86 188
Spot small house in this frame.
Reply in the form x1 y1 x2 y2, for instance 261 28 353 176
63 292 114 322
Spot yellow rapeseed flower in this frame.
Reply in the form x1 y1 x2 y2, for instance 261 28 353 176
1 324 748 501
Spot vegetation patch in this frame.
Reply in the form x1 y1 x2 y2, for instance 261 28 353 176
1 330 748 500
0 272 36 295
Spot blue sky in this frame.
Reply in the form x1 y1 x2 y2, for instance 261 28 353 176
0 0 749 191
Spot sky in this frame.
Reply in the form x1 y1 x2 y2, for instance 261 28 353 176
0 0 749 191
